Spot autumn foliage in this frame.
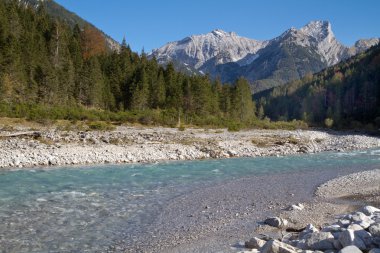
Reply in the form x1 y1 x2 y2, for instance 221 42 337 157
81 25 107 59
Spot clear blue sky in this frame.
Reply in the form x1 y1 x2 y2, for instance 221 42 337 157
55 0 380 52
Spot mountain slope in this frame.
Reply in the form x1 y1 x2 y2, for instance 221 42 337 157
151 21 379 92
22 0 120 51
256 43 380 129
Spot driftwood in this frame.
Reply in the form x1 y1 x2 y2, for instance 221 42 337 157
0 131 41 138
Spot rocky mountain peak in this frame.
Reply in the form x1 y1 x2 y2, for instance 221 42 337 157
151 21 378 92
210 29 231 37
300 20 333 42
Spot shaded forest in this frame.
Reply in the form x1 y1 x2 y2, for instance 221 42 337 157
257 43 380 130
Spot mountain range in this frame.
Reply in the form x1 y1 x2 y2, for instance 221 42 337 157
19 0 380 96
150 21 379 93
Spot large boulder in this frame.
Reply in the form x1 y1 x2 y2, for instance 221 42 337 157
338 245 363 253
304 232 335 250
265 217 288 228
245 237 267 249
261 240 298 253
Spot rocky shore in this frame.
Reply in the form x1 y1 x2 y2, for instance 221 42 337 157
1 126 380 169
242 169 380 253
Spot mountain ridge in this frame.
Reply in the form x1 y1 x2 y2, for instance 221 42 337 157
150 21 379 92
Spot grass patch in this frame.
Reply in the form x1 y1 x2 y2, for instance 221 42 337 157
252 135 304 148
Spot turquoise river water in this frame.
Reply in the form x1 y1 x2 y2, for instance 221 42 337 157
0 148 380 252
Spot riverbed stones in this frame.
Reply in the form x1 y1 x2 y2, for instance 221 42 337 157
339 229 367 250
369 224 380 237
245 237 267 249
338 245 363 253
322 224 345 233
1 127 380 169
261 240 298 253
304 232 335 250
300 224 319 239
265 217 289 228
360 206 380 216
347 224 365 231
245 206 380 253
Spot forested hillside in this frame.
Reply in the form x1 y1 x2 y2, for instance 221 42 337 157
0 0 260 128
258 43 380 130
22 0 120 51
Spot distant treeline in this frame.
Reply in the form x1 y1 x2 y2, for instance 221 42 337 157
256 43 380 130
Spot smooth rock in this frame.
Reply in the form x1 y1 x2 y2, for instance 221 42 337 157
305 232 335 250
368 249 380 253
354 229 372 247
245 237 267 249
354 220 372 229
265 217 288 228
360 206 380 216
350 212 368 223
338 245 363 253
373 237 380 247
261 240 298 253
347 224 364 231
338 229 366 250
333 239 343 250
369 223 380 237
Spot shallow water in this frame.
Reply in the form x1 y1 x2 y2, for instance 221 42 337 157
0 149 380 252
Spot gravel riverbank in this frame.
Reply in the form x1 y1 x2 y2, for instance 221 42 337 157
109 166 380 253
1 126 379 169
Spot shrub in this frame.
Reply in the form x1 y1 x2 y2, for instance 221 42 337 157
227 122 242 132
324 118 334 128
87 121 115 131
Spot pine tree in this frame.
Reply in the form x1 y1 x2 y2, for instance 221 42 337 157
231 78 256 122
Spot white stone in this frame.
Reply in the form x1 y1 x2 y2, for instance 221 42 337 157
360 206 380 216
347 224 364 231
287 203 305 211
338 245 363 253
261 240 298 253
